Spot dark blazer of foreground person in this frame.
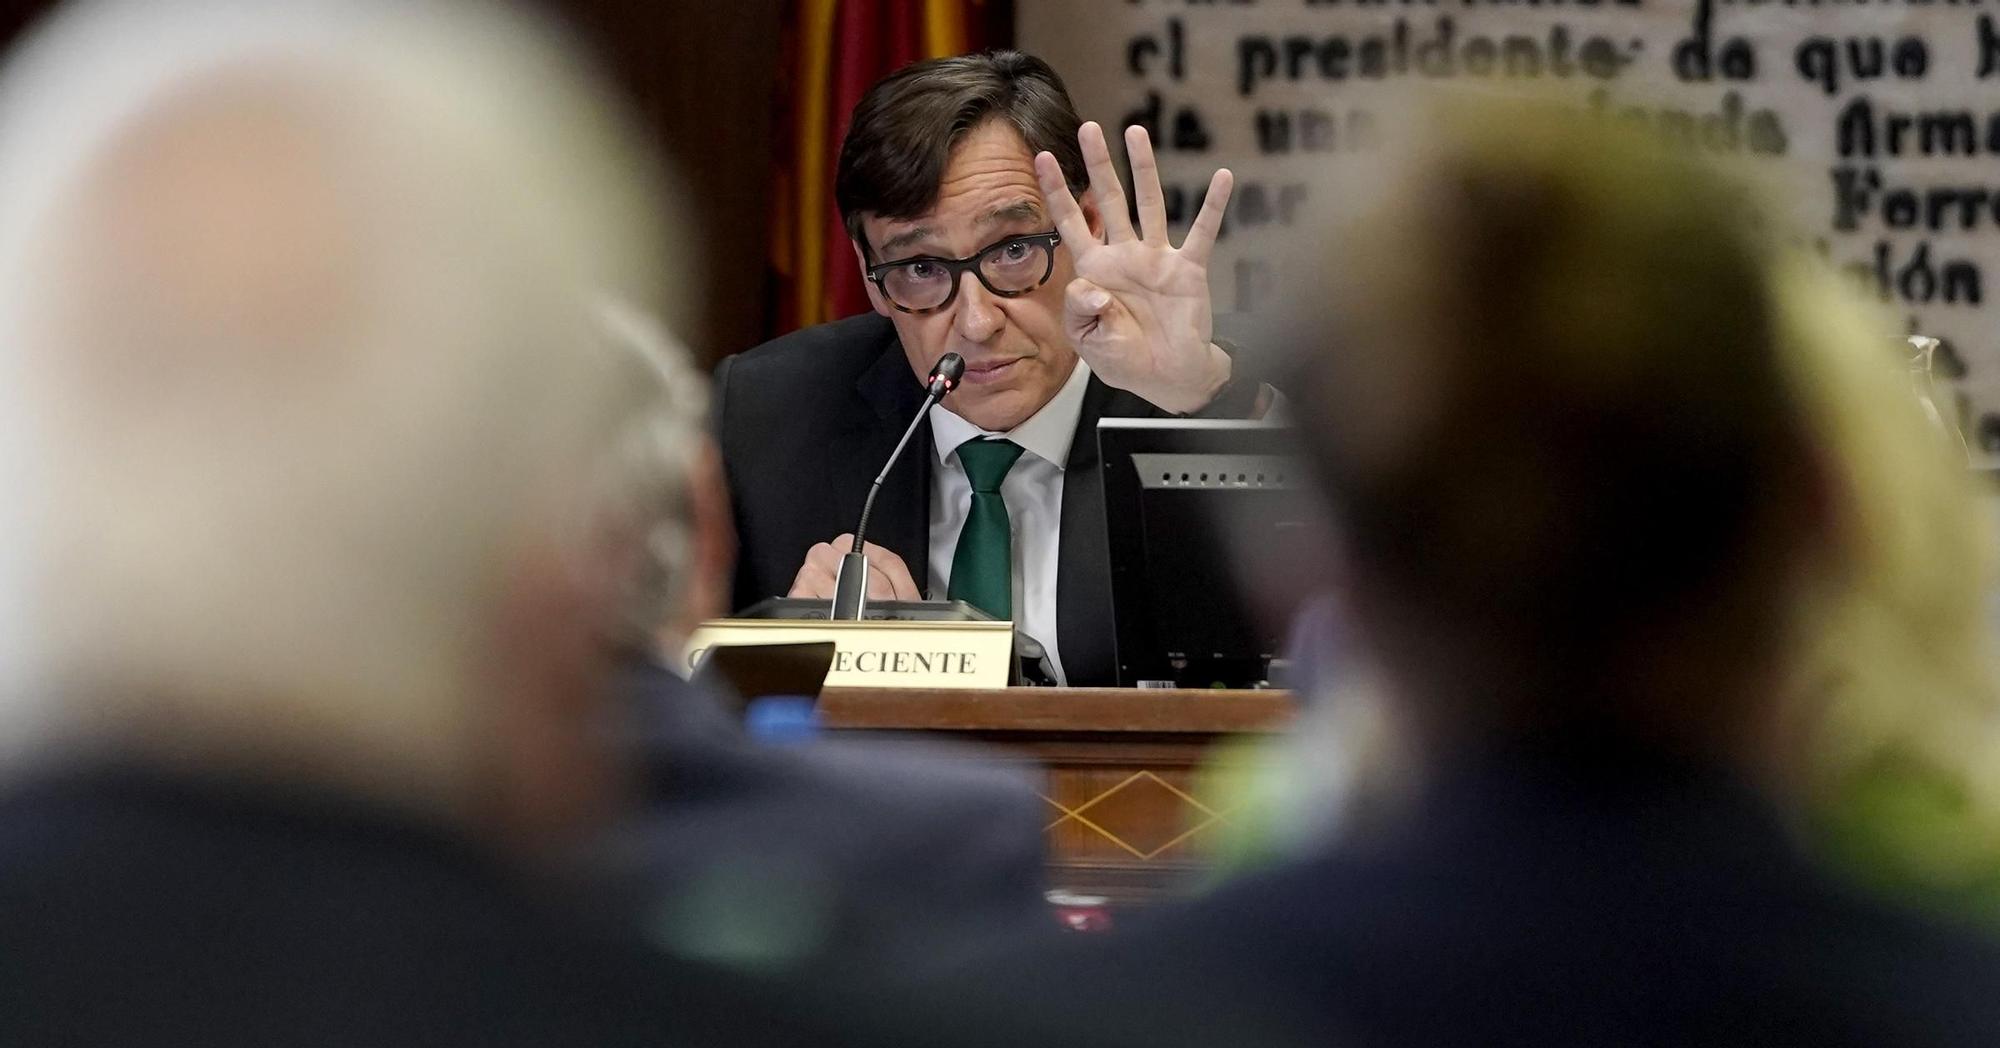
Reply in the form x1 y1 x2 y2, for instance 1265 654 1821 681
601 660 1052 974
716 312 1166 687
870 740 2000 1048
0 768 819 1048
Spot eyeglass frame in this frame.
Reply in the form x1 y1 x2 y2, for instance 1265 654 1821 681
863 231 1064 315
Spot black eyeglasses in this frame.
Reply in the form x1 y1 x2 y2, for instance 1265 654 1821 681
865 231 1063 315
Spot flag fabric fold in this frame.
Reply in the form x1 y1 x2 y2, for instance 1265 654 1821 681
769 0 1003 334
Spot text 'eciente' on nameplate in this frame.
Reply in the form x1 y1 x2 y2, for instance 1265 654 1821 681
681 619 1014 689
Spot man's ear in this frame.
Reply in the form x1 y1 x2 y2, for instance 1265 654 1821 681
852 240 891 319
1080 193 1104 241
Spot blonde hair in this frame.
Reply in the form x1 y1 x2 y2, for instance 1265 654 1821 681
1776 261 2000 904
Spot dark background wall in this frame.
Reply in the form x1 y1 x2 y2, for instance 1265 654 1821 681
0 0 787 366
558 0 785 363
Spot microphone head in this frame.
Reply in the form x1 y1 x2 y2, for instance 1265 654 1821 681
929 353 965 396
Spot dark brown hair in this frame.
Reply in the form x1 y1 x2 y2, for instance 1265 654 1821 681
835 50 1087 255
1298 105 1825 756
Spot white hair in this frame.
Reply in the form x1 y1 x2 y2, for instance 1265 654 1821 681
580 298 711 646
0 0 694 812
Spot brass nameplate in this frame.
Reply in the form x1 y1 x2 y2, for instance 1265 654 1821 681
681 618 1014 689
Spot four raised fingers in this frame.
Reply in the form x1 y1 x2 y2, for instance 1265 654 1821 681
1043 122 1232 264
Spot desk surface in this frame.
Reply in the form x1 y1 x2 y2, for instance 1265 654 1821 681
818 686 1293 734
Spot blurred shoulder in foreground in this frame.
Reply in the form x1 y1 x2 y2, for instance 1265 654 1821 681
601 660 1053 977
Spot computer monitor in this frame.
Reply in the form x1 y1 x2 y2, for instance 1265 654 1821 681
1098 418 1315 689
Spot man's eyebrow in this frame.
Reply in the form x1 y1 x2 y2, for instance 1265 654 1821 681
979 201 1045 228
878 225 938 256
876 201 1043 258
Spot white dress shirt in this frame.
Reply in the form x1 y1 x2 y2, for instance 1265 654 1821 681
927 358 1092 685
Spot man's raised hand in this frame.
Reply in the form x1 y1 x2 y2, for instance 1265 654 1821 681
1034 121 1234 414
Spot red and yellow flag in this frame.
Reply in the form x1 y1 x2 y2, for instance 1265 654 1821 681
769 0 1001 335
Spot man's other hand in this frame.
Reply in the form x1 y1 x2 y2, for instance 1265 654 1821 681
787 535 922 602
1036 121 1234 415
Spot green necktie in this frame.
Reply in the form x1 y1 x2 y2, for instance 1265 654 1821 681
947 437 1026 619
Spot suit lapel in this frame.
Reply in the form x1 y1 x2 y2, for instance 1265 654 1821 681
837 331 933 594
1056 377 1161 685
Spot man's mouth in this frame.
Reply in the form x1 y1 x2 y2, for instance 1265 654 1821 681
960 357 1021 385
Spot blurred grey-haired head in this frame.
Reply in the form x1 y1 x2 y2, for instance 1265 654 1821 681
574 297 710 654
0 0 691 831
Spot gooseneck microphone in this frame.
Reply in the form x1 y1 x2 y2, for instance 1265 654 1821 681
831 352 964 620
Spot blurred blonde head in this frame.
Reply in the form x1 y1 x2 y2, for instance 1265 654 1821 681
0 0 695 843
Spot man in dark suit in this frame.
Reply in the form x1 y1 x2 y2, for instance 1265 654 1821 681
717 52 1266 686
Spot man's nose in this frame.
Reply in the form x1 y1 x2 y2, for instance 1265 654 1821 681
953 271 1002 344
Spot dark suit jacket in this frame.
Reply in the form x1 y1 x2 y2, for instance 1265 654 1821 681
601 662 1051 974
861 743 2000 1048
0 765 819 1048
715 313 1168 686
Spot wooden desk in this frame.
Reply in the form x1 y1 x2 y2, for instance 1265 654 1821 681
819 687 1293 905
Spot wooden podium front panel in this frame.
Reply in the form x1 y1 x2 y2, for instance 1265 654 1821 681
819 687 1293 905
